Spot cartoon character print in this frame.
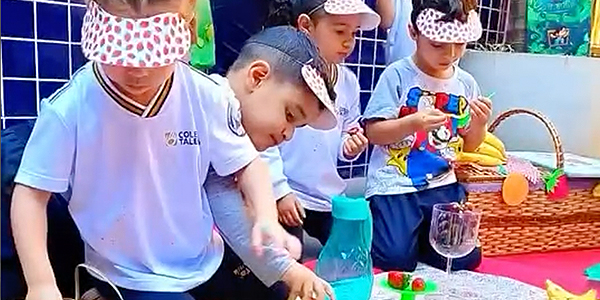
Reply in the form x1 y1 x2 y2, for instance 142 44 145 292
386 87 469 187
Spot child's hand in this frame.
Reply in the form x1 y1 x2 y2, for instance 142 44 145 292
343 127 369 159
277 193 306 227
412 109 448 132
282 263 335 300
469 96 492 128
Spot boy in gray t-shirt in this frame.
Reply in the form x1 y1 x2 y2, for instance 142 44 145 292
363 0 492 272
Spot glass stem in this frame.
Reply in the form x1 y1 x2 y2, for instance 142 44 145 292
446 256 452 275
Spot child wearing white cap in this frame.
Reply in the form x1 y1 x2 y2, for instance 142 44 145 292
262 0 380 249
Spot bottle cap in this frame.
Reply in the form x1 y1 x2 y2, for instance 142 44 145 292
332 195 369 220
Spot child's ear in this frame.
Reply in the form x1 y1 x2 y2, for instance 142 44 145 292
408 23 418 41
246 60 271 92
296 14 314 34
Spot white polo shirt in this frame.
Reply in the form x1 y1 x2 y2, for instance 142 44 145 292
261 65 363 212
15 61 258 292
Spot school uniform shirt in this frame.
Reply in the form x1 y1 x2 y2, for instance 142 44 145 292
14 61 259 292
363 57 480 198
262 65 362 212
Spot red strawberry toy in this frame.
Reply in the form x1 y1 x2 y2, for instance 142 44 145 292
411 277 426 291
387 271 405 289
544 169 569 200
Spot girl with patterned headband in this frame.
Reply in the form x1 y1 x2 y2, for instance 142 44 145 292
10 0 336 298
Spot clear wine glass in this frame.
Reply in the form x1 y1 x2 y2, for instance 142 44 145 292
429 202 481 298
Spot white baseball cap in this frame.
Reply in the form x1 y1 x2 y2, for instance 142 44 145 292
293 0 381 31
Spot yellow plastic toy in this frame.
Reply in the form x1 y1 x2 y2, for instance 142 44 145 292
455 132 507 167
546 280 597 300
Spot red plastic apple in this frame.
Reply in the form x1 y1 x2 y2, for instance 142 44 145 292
387 271 405 289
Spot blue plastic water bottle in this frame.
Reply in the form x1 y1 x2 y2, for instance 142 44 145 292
315 196 373 300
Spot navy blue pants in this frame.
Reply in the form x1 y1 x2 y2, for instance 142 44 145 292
369 183 482 272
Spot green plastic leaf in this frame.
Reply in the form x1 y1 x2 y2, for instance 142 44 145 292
543 168 563 192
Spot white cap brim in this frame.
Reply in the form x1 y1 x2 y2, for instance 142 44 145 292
300 64 338 130
323 0 381 31
309 104 338 130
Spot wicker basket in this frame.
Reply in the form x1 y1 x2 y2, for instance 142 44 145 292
456 108 600 256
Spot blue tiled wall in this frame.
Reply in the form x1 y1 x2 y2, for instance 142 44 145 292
0 0 387 178
1 0 88 128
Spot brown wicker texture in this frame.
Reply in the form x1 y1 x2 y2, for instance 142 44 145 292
457 108 600 256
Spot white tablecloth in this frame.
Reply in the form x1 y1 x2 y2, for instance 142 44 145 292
371 264 547 300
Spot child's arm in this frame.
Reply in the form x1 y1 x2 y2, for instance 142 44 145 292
206 172 295 284
11 185 62 299
235 157 288 251
461 97 492 151
365 115 418 145
365 109 447 145
206 174 331 299
10 101 76 299
362 65 446 145
339 68 368 161
460 79 492 152
375 0 395 29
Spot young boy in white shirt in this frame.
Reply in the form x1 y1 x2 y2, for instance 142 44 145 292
10 1 335 299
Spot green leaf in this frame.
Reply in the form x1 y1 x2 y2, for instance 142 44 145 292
543 168 564 192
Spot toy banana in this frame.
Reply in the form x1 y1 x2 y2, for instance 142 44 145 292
546 280 597 300
484 132 506 154
474 142 507 161
456 152 504 167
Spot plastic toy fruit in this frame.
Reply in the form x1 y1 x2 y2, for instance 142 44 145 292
387 271 406 289
502 173 529 206
378 274 438 297
546 279 596 300
411 277 426 291
544 169 569 200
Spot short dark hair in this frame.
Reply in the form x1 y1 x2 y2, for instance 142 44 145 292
411 0 477 33
265 0 328 27
230 26 336 106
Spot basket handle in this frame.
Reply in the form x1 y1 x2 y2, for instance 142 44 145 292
488 108 564 169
